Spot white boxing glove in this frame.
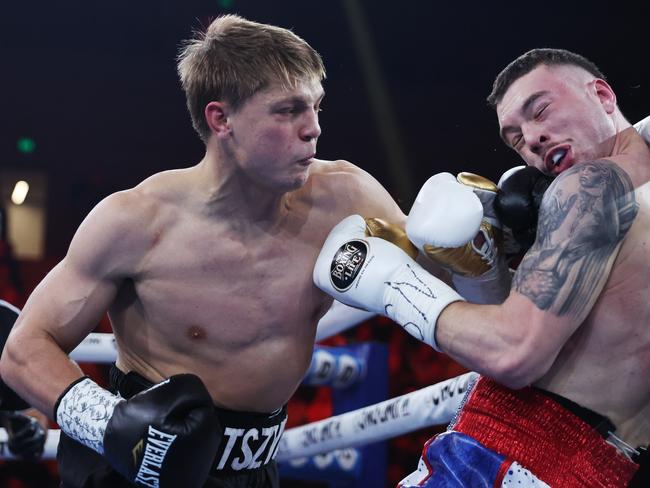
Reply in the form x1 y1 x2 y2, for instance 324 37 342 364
314 215 464 350
634 115 650 144
407 172 510 304
406 173 484 250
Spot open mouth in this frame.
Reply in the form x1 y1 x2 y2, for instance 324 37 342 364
550 148 567 167
545 146 571 174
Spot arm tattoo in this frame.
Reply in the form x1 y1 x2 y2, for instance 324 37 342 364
513 161 638 319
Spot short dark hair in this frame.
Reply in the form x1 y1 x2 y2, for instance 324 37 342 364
487 48 605 108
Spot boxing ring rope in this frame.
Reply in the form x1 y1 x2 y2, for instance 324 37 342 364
276 371 476 461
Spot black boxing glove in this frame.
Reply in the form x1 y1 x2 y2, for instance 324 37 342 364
55 374 221 488
494 166 554 253
0 411 46 460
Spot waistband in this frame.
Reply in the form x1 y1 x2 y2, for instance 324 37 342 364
109 364 287 476
451 376 638 487
533 387 616 437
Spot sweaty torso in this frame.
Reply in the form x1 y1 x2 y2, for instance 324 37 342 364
535 147 650 446
109 161 365 413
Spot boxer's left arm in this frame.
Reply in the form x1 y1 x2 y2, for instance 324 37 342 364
435 160 638 388
321 160 407 228
313 215 464 350
317 161 468 284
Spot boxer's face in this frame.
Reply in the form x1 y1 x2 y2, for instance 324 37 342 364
225 77 323 192
497 64 617 177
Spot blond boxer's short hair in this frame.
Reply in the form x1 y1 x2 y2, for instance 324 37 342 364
177 15 326 141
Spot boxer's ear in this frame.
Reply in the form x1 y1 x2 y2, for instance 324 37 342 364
592 79 616 115
205 101 231 137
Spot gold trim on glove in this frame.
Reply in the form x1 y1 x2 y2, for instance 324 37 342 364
365 218 419 261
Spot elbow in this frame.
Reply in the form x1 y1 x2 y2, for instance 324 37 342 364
487 347 552 390
0 337 28 392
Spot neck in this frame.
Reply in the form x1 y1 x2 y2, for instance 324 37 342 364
192 147 291 225
609 111 635 157
601 114 650 188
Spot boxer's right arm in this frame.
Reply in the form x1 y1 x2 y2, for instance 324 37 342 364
0 190 148 417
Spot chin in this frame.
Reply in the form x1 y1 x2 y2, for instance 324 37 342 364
289 172 310 190
288 179 307 191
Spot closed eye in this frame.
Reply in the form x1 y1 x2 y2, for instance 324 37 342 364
277 106 299 114
534 103 549 119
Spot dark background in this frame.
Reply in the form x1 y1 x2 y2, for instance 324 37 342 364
2 0 648 257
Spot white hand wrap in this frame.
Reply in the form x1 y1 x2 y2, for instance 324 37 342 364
55 377 124 455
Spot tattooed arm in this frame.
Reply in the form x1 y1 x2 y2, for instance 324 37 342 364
435 160 638 388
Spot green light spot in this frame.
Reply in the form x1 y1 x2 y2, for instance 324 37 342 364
17 137 36 154
219 0 235 9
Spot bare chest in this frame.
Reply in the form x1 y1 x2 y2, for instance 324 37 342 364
131 221 330 346
547 190 650 411
577 187 650 342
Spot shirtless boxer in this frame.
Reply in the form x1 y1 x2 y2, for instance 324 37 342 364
315 49 650 486
0 15 406 488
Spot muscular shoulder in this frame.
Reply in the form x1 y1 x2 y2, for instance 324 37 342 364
67 170 188 278
309 159 371 187
547 159 635 193
308 159 405 221
66 190 155 275
538 160 639 243
513 159 638 320
109 168 195 230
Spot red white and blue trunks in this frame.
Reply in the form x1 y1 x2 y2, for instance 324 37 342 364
399 376 638 487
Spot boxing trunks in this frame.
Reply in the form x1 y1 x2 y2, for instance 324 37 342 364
57 364 286 488
399 376 639 488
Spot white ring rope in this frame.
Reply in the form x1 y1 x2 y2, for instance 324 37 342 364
276 371 478 461
69 333 117 363
68 301 375 364
0 372 477 461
